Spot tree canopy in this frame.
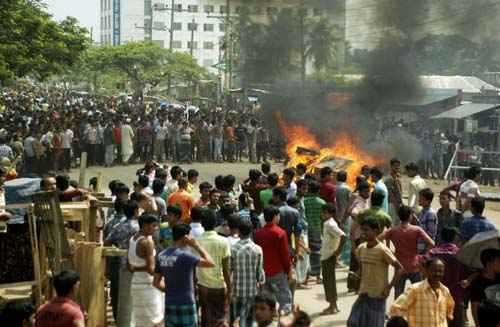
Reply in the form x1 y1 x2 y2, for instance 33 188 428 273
234 6 338 85
62 42 208 96
0 0 90 85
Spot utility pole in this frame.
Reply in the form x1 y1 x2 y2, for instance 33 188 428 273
190 17 195 56
145 0 153 42
169 0 174 50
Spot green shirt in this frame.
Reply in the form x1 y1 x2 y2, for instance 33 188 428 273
356 207 392 231
303 195 326 235
259 189 273 208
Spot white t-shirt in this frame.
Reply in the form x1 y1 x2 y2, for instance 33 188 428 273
61 129 74 149
459 179 480 199
320 217 345 261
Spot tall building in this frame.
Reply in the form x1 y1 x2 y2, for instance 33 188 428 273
100 0 346 73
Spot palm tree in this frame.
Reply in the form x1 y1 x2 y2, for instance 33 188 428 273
306 17 337 72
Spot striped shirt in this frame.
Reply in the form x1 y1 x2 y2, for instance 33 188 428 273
231 238 265 298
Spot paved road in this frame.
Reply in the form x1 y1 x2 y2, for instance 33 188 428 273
72 161 499 325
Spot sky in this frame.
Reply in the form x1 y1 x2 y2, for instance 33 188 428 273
43 0 100 40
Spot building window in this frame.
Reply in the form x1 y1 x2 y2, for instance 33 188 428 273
313 8 321 16
188 22 198 31
219 23 226 32
187 41 198 49
267 7 278 15
172 22 182 31
203 59 214 67
203 24 214 32
188 5 198 13
204 5 214 13
108 0 111 11
220 5 228 14
172 41 182 49
108 15 112 29
174 4 182 12
204 41 214 49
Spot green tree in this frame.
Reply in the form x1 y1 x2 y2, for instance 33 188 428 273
82 42 207 96
0 0 90 84
306 17 337 72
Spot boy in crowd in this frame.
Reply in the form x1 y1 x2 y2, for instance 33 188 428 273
35 270 85 327
254 294 277 327
196 181 213 207
379 205 434 299
347 218 403 327
417 188 438 251
154 224 215 327
320 203 345 315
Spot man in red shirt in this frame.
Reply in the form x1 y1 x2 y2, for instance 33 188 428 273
378 205 435 299
255 206 293 314
319 167 336 204
35 270 85 327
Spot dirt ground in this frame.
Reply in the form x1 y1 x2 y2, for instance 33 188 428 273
70 161 500 326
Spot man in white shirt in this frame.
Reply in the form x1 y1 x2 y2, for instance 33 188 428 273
320 203 345 315
61 126 74 172
405 162 427 214
459 166 481 218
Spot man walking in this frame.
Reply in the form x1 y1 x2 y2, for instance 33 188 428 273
197 210 232 327
230 220 265 327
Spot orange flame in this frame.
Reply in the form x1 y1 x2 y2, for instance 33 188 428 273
276 112 381 186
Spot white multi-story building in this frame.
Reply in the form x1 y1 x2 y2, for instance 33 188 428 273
100 0 346 73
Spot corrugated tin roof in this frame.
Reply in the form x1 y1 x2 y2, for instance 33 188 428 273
421 75 500 94
341 75 500 94
395 88 457 106
431 103 500 119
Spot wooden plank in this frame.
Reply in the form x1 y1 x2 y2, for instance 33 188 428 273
0 203 32 210
96 201 114 209
27 206 43 306
88 200 99 242
102 247 127 257
96 172 102 193
74 242 106 327
79 152 88 189
0 281 37 290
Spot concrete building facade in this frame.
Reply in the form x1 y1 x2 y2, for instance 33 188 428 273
100 0 346 73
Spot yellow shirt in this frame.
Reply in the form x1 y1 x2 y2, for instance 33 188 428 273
356 242 397 298
390 280 455 327
196 231 231 289
187 182 194 194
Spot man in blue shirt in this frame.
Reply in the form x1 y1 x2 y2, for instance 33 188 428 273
371 167 389 214
153 224 215 327
460 197 496 244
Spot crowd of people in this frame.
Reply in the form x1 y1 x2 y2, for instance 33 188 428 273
2 154 496 327
0 87 279 179
1 86 500 327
